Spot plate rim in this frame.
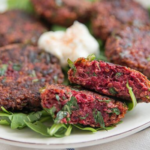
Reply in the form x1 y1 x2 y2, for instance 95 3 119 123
0 121 149 149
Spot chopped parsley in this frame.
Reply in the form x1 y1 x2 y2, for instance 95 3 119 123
80 114 89 120
67 59 76 75
87 54 96 61
93 109 105 128
115 72 123 79
112 108 120 115
32 79 39 83
56 95 60 101
93 72 97 76
63 96 79 114
54 111 68 124
12 63 22 71
98 100 111 103
0 64 8 76
109 87 118 95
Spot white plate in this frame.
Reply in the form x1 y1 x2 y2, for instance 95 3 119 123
0 103 150 149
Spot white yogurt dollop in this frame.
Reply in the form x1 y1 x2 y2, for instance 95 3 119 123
38 21 100 67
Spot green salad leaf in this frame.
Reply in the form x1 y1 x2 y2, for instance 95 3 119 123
0 107 46 129
87 54 96 61
51 25 66 31
7 0 34 13
126 82 137 111
67 59 76 74
73 124 97 133
25 121 50 137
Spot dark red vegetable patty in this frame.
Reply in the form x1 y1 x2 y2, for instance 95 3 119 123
105 25 150 79
91 0 149 40
0 10 46 47
0 44 64 84
68 57 150 103
31 0 91 27
41 84 127 127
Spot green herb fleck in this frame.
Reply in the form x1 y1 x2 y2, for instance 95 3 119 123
109 87 118 95
87 54 96 61
32 79 39 83
67 59 76 75
115 72 123 79
86 71 90 75
112 108 120 115
54 76 58 83
98 100 111 103
93 72 97 76
63 96 79 114
62 96 66 100
44 107 56 118
80 114 89 120
54 111 68 124
126 82 137 111
0 64 8 76
93 110 105 128
30 70 37 77
12 64 22 71
56 95 60 101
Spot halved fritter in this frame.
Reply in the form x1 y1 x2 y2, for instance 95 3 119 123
31 0 91 27
0 10 46 46
68 57 150 103
91 0 149 40
41 84 127 127
105 25 150 79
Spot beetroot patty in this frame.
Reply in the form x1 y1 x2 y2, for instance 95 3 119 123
105 25 150 78
41 84 127 127
68 58 150 103
0 44 64 84
0 10 47 47
31 0 91 27
91 0 149 40
0 76 42 112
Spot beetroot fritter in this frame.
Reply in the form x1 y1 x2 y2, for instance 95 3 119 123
0 76 42 112
105 25 150 78
91 0 149 40
0 10 46 47
68 58 150 103
0 44 64 84
31 0 91 27
41 84 127 127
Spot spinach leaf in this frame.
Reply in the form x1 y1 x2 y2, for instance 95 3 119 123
87 54 96 61
67 59 76 74
93 110 105 128
51 25 66 31
54 111 68 124
126 82 137 111
73 124 97 133
25 121 50 137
